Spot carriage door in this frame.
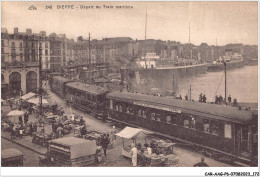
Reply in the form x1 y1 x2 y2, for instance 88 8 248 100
240 124 252 158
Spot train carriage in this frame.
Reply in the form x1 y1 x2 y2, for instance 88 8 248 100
65 81 109 118
106 91 258 164
50 76 72 98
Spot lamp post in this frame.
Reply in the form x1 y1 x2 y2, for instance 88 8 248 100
39 44 44 131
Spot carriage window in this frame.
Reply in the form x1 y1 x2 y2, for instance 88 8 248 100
224 124 232 139
171 115 178 125
156 113 161 121
151 113 156 120
110 99 113 110
204 120 210 133
138 109 142 117
184 119 189 128
191 117 196 129
119 105 122 112
129 107 134 115
166 116 171 123
211 121 218 135
142 110 146 118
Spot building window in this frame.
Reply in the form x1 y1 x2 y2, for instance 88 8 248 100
19 42 22 48
11 48 15 54
63 44 65 49
32 43 34 48
45 57 48 68
1 47 4 54
1 40 4 47
11 42 15 48
25 42 28 48
45 49 48 55
224 124 232 139
20 53 23 61
11 55 16 61
45 43 48 48
39 43 42 48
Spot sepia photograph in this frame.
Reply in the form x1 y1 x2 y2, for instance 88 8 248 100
1 0 258 176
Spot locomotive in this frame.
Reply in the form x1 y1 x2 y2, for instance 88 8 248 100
50 76 258 165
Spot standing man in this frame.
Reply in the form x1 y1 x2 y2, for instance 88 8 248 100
130 143 138 167
185 94 188 101
194 157 209 167
101 134 109 157
228 95 232 104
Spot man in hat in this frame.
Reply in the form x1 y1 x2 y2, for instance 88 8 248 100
194 157 209 167
130 143 138 167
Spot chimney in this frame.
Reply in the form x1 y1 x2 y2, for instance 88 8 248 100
26 28 32 35
14 27 18 34
40 31 46 36
1 28 8 33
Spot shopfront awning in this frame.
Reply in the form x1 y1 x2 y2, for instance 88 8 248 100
115 126 153 140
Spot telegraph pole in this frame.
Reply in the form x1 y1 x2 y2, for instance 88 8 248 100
89 33 91 68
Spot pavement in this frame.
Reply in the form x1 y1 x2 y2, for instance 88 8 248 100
1 84 232 167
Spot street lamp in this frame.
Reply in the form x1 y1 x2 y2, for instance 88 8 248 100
39 44 44 131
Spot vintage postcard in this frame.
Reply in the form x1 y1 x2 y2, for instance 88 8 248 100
1 1 258 176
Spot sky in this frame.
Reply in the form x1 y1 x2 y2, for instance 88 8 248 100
1 1 258 46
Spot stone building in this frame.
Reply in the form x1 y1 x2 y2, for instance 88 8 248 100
1 28 40 97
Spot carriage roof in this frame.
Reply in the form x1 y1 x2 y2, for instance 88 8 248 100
107 91 256 124
66 81 108 95
52 76 71 83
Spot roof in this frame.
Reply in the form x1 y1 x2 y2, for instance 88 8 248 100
66 81 108 95
52 76 71 83
115 126 153 140
48 137 92 147
107 91 256 124
2 148 23 159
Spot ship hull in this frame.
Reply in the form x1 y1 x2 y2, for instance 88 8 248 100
208 60 244 72
128 64 208 94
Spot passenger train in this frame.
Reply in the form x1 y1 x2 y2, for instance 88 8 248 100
50 76 258 165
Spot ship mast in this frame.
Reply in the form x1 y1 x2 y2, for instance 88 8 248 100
144 10 147 69
224 61 227 103
188 23 192 59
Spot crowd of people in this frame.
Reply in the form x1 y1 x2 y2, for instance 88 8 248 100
215 94 238 106
199 93 207 103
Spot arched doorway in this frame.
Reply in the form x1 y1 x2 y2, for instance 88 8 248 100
26 71 37 93
9 72 21 95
